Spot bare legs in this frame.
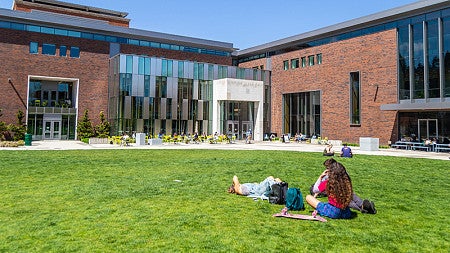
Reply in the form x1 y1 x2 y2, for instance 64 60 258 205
233 175 243 195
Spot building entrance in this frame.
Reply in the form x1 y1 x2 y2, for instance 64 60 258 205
242 121 253 140
227 121 239 138
418 119 438 141
43 120 61 139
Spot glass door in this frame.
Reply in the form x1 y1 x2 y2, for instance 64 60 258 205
43 120 61 139
226 120 239 139
242 121 253 140
418 119 438 141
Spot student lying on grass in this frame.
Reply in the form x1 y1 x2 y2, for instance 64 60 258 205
228 175 281 197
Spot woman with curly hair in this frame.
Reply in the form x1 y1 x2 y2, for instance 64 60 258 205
306 160 354 219
309 158 377 214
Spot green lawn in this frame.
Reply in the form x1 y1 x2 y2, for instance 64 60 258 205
0 149 448 252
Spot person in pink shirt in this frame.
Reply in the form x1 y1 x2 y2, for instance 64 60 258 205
306 160 354 219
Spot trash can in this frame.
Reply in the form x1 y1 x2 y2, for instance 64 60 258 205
24 133 32 146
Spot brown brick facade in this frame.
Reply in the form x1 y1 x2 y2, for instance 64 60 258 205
240 30 399 145
0 28 110 126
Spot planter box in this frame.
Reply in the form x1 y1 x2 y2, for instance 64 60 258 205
360 137 379 151
148 138 163 145
89 138 109 144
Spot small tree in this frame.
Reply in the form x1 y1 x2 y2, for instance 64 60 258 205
95 111 110 138
77 109 94 140
7 110 26 141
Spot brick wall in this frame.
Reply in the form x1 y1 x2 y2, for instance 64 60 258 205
240 30 399 145
0 28 110 126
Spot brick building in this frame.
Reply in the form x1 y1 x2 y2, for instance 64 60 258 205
237 0 450 145
1 0 450 145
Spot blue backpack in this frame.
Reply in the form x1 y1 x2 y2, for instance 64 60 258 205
285 188 304 211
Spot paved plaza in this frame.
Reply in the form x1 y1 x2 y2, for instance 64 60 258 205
6 140 450 161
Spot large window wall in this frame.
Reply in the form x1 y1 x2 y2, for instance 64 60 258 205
398 10 450 101
109 54 271 137
282 91 320 138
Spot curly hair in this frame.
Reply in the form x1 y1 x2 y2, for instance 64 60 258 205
326 161 353 207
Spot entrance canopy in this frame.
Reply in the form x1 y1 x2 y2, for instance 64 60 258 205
212 78 264 141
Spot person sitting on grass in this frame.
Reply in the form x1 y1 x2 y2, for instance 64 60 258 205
323 143 335 156
306 160 354 219
310 158 376 214
340 143 353 158
228 175 281 198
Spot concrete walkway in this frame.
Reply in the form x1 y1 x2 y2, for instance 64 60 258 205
5 140 450 161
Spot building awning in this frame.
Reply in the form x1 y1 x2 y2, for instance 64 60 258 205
381 100 450 111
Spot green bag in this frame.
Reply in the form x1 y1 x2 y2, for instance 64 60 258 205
285 188 304 211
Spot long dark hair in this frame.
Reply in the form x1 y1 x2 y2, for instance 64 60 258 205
326 161 353 207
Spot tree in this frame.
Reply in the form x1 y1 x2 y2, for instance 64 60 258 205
95 111 110 138
77 109 94 140
7 110 26 141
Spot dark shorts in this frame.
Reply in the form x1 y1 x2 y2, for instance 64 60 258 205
317 202 352 219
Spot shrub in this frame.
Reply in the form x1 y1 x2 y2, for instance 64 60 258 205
77 109 94 140
95 111 110 138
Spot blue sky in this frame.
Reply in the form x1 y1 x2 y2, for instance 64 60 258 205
0 0 419 49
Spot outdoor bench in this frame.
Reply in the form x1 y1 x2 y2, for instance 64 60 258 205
411 145 430 151
435 145 450 152
391 144 408 149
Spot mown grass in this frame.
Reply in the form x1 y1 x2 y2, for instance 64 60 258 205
0 149 448 252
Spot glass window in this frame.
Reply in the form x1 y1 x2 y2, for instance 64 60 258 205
29 42 38 54
398 26 410 100
291 58 299 69
350 72 360 125
444 17 450 97
0 21 10 29
198 63 204 79
41 27 54 34
105 36 117 43
427 20 440 98
129 39 139 45
283 60 289 70
317 53 322 64
138 56 145 75
81 32 94 40
144 57 150 75
93 34 106 41
167 60 173 77
194 63 199 80
162 60 168 76
150 42 160 48
11 22 25 30
156 76 167 98
42 43 56 55
140 40 150 47
178 61 184 78
27 25 40 32
301 57 306 67
126 55 133 74
308 55 315 66
55 28 68 36
144 75 150 97
208 64 214 80
60 45 67 57
70 46 80 58
412 22 424 99
67 30 81 37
